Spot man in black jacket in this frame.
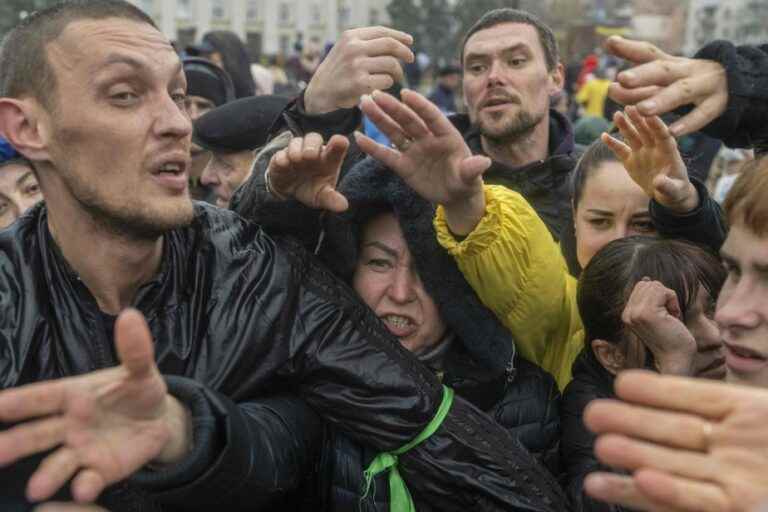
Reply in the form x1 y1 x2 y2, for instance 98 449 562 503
0 1 564 511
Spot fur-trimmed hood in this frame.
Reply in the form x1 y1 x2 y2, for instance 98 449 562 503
317 157 517 377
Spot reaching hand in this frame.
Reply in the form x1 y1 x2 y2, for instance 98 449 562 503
583 371 768 512
266 133 350 212
0 309 190 504
354 89 491 235
622 279 696 376
602 106 699 213
604 36 727 137
304 26 414 114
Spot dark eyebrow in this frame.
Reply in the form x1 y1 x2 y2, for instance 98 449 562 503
630 211 651 219
465 42 528 63
585 209 614 216
15 171 34 188
99 54 184 82
362 241 398 259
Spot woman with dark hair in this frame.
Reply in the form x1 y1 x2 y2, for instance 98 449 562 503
562 236 727 512
196 30 257 98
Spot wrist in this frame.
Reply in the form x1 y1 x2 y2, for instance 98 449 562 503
303 83 335 115
153 395 193 465
663 182 700 213
444 189 485 237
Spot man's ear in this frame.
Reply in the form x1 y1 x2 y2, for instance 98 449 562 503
0 97 51 162
548 62 565 96
591 339 625 376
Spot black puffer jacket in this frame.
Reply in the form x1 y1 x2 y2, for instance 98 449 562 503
236 156 563 510
561 349 626 512
0 203 565 511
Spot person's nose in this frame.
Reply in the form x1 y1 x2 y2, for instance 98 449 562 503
155 93 193 141
387 264 417 304
200 160 220 186
715 280 762 334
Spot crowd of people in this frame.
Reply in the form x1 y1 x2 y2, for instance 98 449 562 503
1 1 768 511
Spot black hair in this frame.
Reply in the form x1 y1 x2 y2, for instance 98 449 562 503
460 8 559 71
578 236 726 354
570 135 621 210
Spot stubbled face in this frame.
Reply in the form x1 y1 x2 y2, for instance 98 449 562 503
200 150 255 208
687 286 726 379
0 163 43 228
462 22 562 143
716 223 768 387
353 213 447 354
42 18 193 239
574 161 655 268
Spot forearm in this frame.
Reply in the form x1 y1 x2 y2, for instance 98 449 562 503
133 377 322 511
284 90 362 139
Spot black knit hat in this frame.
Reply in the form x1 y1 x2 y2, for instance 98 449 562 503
318 157 517 377
183 57 235 107
193 95 291 152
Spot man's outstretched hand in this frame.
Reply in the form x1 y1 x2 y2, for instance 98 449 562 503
0 309 190 504
355 89 491 236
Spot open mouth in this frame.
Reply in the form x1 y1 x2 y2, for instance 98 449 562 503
152 161 189 193
381 314 417 338
723 341 768 374
696 357 727 379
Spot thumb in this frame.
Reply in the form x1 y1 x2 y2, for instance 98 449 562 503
114 308 156 379
459 155 491 185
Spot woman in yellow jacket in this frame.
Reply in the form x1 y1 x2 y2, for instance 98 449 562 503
433 106 703 389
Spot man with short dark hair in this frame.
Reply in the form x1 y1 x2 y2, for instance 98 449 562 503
0 1 563 511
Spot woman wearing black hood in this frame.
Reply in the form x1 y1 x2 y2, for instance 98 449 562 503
232 97 563 509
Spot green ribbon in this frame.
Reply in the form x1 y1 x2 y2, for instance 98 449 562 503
361 385 455 512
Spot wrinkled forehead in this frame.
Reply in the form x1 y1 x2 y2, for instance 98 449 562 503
463 22 544 62
46 17 179 79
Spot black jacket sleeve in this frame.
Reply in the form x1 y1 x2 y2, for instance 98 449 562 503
650 177 728 253
273 90 362 141
132 376 322 511
691 41 768 152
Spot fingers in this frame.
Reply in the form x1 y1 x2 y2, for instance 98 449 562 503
613 110 644 151
616 59 684 89
601 132 632 161
354 131 401 170
0 416 66 466
359 95 415 149
613 370 749 418
669 95 728 137
604 36 670 65
114 309 155 379
301 132 324 160
608 83 664 107
584 472 671 511
635 468 731 512
27 447 80 502
594 433 715 479
625 106 654 147
287 136 305 164
71 469 106 504
360 35 414 62
363 56 405 84
370 90 432 140
400 89 457 137
585 399 714 451
346 26 414 47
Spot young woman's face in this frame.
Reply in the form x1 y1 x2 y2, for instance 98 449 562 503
574 161 655 268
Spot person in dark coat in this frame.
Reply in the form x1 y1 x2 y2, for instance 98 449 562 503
186 30 256 98
237 152 562 510
0 2 566 511
561 236 727 512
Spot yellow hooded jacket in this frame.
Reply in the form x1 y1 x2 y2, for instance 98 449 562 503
435 185 584 389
